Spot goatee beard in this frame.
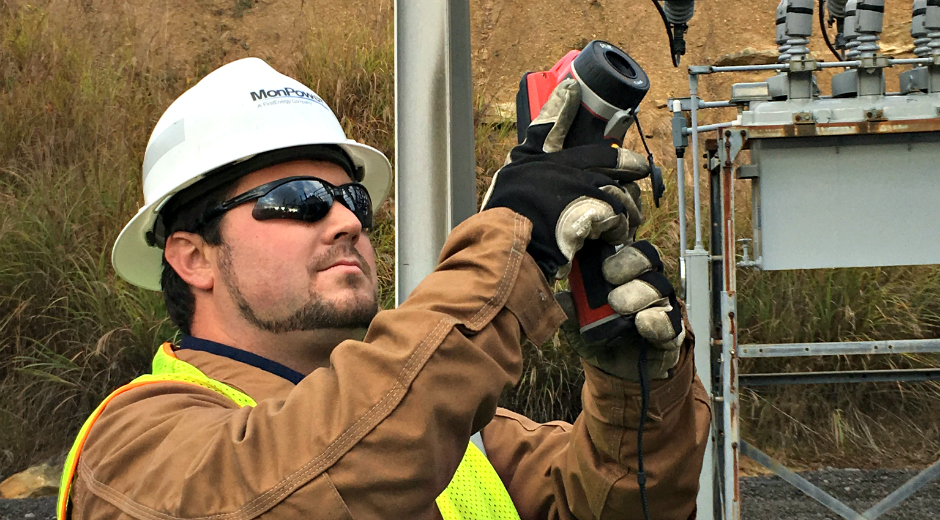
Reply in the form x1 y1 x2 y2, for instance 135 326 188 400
218 242 378 334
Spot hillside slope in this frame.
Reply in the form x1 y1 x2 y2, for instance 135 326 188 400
75 0 921 163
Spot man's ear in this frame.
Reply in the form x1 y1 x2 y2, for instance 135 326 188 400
164 232 215 291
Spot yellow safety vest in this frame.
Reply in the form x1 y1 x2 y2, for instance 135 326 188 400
58 343 520 520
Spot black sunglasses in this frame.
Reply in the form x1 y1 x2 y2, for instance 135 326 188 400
201 176 373 230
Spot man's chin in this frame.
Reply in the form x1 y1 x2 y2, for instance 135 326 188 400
316 278 377 306
318 288 379 325
234 286 377 334
332 298 378 323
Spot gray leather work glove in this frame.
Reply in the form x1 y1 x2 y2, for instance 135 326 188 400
557 241 686 381
481 78 651 281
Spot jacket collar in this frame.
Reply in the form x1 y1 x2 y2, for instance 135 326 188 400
178 335 305 385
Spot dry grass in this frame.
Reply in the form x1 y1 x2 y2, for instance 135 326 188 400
291 25 396 308
0 0 400 474
1 0 938 480
0 0 179 474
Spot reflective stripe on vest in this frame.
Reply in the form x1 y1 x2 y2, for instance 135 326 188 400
58 343 520 520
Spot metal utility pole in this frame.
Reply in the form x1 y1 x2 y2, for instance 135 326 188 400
394 0 477 305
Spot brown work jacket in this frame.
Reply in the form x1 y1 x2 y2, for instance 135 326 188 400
70 208 710 520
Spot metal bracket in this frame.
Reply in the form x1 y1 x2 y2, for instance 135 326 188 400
736 164 759 179
793 111 815 124
737 238 762 269
672 108 689 150
603 108 636 141
864 108 886 122
859 55 890 70
788 58 818 72
719 128 747 165
670 97 694 112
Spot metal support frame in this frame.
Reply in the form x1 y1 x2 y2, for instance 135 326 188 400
740 338 940 358
684 72 721 518
686 247 712 516
707 148 725 520
862 460 940 519
679 62 940 520
740 441 867 520
740 368 940 387
394 0 477 305
742 441 940 520
718 126 743 520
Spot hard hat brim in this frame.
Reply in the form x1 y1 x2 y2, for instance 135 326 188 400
112 140 392 292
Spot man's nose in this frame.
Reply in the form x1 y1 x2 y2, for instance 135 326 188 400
322 201 363 242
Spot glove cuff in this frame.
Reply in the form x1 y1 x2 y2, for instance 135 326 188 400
527 238 567 281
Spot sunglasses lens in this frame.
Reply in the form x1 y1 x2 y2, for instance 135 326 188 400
252 180 332 222
338 184 374 229
250 179 373 229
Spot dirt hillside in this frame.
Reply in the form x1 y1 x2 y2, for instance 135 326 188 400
65 0 919 149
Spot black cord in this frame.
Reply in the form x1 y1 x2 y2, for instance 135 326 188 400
819 0 844 61
632 115 665 208
637 340 652 520
634 116 657 193
630 121 661 520
633 116 653 158
651 0 680 68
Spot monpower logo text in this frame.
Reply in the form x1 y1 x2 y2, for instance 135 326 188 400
249 87 325 105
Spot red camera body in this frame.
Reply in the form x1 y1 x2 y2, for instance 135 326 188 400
515 41 651 344
515 50 579 142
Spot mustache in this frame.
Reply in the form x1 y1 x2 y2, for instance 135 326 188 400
312 242 371 277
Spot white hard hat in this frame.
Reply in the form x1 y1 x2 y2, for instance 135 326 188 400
112 58 392 291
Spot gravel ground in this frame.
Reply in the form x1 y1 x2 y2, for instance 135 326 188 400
0 497 54 520
1 468 938 519
741 468 940 520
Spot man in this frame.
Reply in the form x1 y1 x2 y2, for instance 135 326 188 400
58 58 709 520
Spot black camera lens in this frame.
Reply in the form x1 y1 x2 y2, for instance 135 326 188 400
605 50 638 79
572 40 649 112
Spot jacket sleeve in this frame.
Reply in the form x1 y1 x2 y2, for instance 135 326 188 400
482 333 711 520
72 208 568 520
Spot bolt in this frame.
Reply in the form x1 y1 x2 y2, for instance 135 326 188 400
732 441 738 449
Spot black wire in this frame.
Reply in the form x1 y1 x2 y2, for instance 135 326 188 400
633 116 654 159
634 116 656 184
819 0 844 61
637 341 652 520
633 115 664 208
651 0 680 68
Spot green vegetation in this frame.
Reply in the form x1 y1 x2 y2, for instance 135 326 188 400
233 0 255 19
1 0 937 479
1 0 177 473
